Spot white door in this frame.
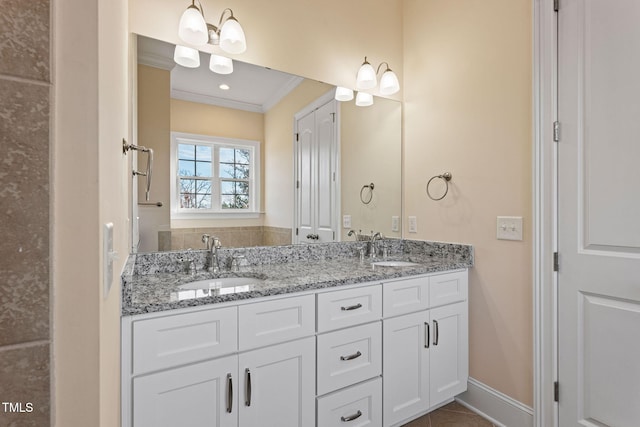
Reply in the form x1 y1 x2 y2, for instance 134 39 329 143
238 337 315 427
133 355 238 427
429 301 468 407
294 96 339 243
383 311 430 427
558 1 640 426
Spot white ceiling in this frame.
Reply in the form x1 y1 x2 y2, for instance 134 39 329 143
137 35 304 113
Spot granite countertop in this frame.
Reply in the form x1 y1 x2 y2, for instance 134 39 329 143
122 240 473 316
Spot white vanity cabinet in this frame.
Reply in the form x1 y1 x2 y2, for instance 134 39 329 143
382 270 468 427
122 269 468 427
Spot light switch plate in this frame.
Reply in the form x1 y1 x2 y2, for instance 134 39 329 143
391 216 399 232
497 216 523 241
343 215 352 229
408 216 418 233
103 222 115 298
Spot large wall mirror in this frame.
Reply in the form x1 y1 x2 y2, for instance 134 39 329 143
133 35 402 253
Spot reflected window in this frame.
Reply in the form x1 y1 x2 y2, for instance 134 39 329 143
171 133 261 219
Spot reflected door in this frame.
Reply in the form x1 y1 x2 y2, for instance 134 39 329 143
294 98 339 244
558 1 640 426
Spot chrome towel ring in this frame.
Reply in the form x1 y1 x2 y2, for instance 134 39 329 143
426 172 452 201
360 183 375 204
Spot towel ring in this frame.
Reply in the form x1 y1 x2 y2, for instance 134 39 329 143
426 172 452 201
360 183 375 204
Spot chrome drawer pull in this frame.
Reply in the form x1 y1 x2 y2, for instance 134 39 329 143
340 351 362 361
424 322 430 349
341 410 363 422
245 368 252 406
341 303 363 311
433 319 439 346
226 373 233 413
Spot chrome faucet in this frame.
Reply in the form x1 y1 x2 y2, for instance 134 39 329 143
202 234 222 273
369 232 382 258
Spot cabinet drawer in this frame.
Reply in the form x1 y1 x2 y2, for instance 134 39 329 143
317 285 382 332
383 276 430 317
132 306 237 375
430 270 468 308
317 322 382 395
239 294 315 351
317 377 382 427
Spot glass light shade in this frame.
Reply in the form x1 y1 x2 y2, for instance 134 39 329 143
178 6 208 46
174 45 200 68
219 17 247 54
379 70 400 95
355 92 374 107
209 54 233 74
356 61 377 90
335 86 354 102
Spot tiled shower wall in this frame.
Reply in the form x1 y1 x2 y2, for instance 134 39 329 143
0 0 51 425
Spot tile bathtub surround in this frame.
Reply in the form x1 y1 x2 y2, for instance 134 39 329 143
0 0 50 82
0 343 50 427
0 80 50 346
161 226 293 251
0 0 51 424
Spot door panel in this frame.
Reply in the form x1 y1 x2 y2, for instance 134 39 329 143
558 1 640 425
297 112 315 242
316 101 337 242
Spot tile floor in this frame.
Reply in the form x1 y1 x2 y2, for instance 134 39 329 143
402 401 496 427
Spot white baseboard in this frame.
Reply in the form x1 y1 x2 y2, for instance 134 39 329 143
456 378 534 427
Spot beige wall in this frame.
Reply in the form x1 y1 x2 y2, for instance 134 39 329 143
263 79 333 228
341 98 402 240
137 64 171 251
403 0 533 406
170 99 265 229
54 0 130 426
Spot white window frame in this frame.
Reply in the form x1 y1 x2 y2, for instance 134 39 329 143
170 132 261 220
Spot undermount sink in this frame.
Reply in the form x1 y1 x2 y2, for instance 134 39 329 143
179 276 265 290
371 261 420 267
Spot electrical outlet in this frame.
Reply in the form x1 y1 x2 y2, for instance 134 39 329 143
343 215 352 229
497 216 523 241
391 216 399 232
408 216 418 233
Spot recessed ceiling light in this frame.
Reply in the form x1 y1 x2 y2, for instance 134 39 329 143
219 84 230 90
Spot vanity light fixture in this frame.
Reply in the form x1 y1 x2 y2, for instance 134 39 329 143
355 56 400 96
178 1 247 54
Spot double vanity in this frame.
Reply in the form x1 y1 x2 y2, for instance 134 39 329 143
121 239 473 427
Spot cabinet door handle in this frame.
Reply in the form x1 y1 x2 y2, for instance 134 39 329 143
340 350 362 361
226 373 233 413
245 368 252 407
341 410 363 422
424 322 430 348
433 319 439 346
341 303 363 311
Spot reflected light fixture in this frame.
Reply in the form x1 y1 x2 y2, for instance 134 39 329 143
335 86 354 102
178 1 247 54
209 54 233 74
174 45 200 68
355 92 374 107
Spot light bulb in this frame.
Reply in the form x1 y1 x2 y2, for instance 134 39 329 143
335 87 354 102
219 17 247 54
178 5 208 46
174 45 200 68
209 54 233 74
